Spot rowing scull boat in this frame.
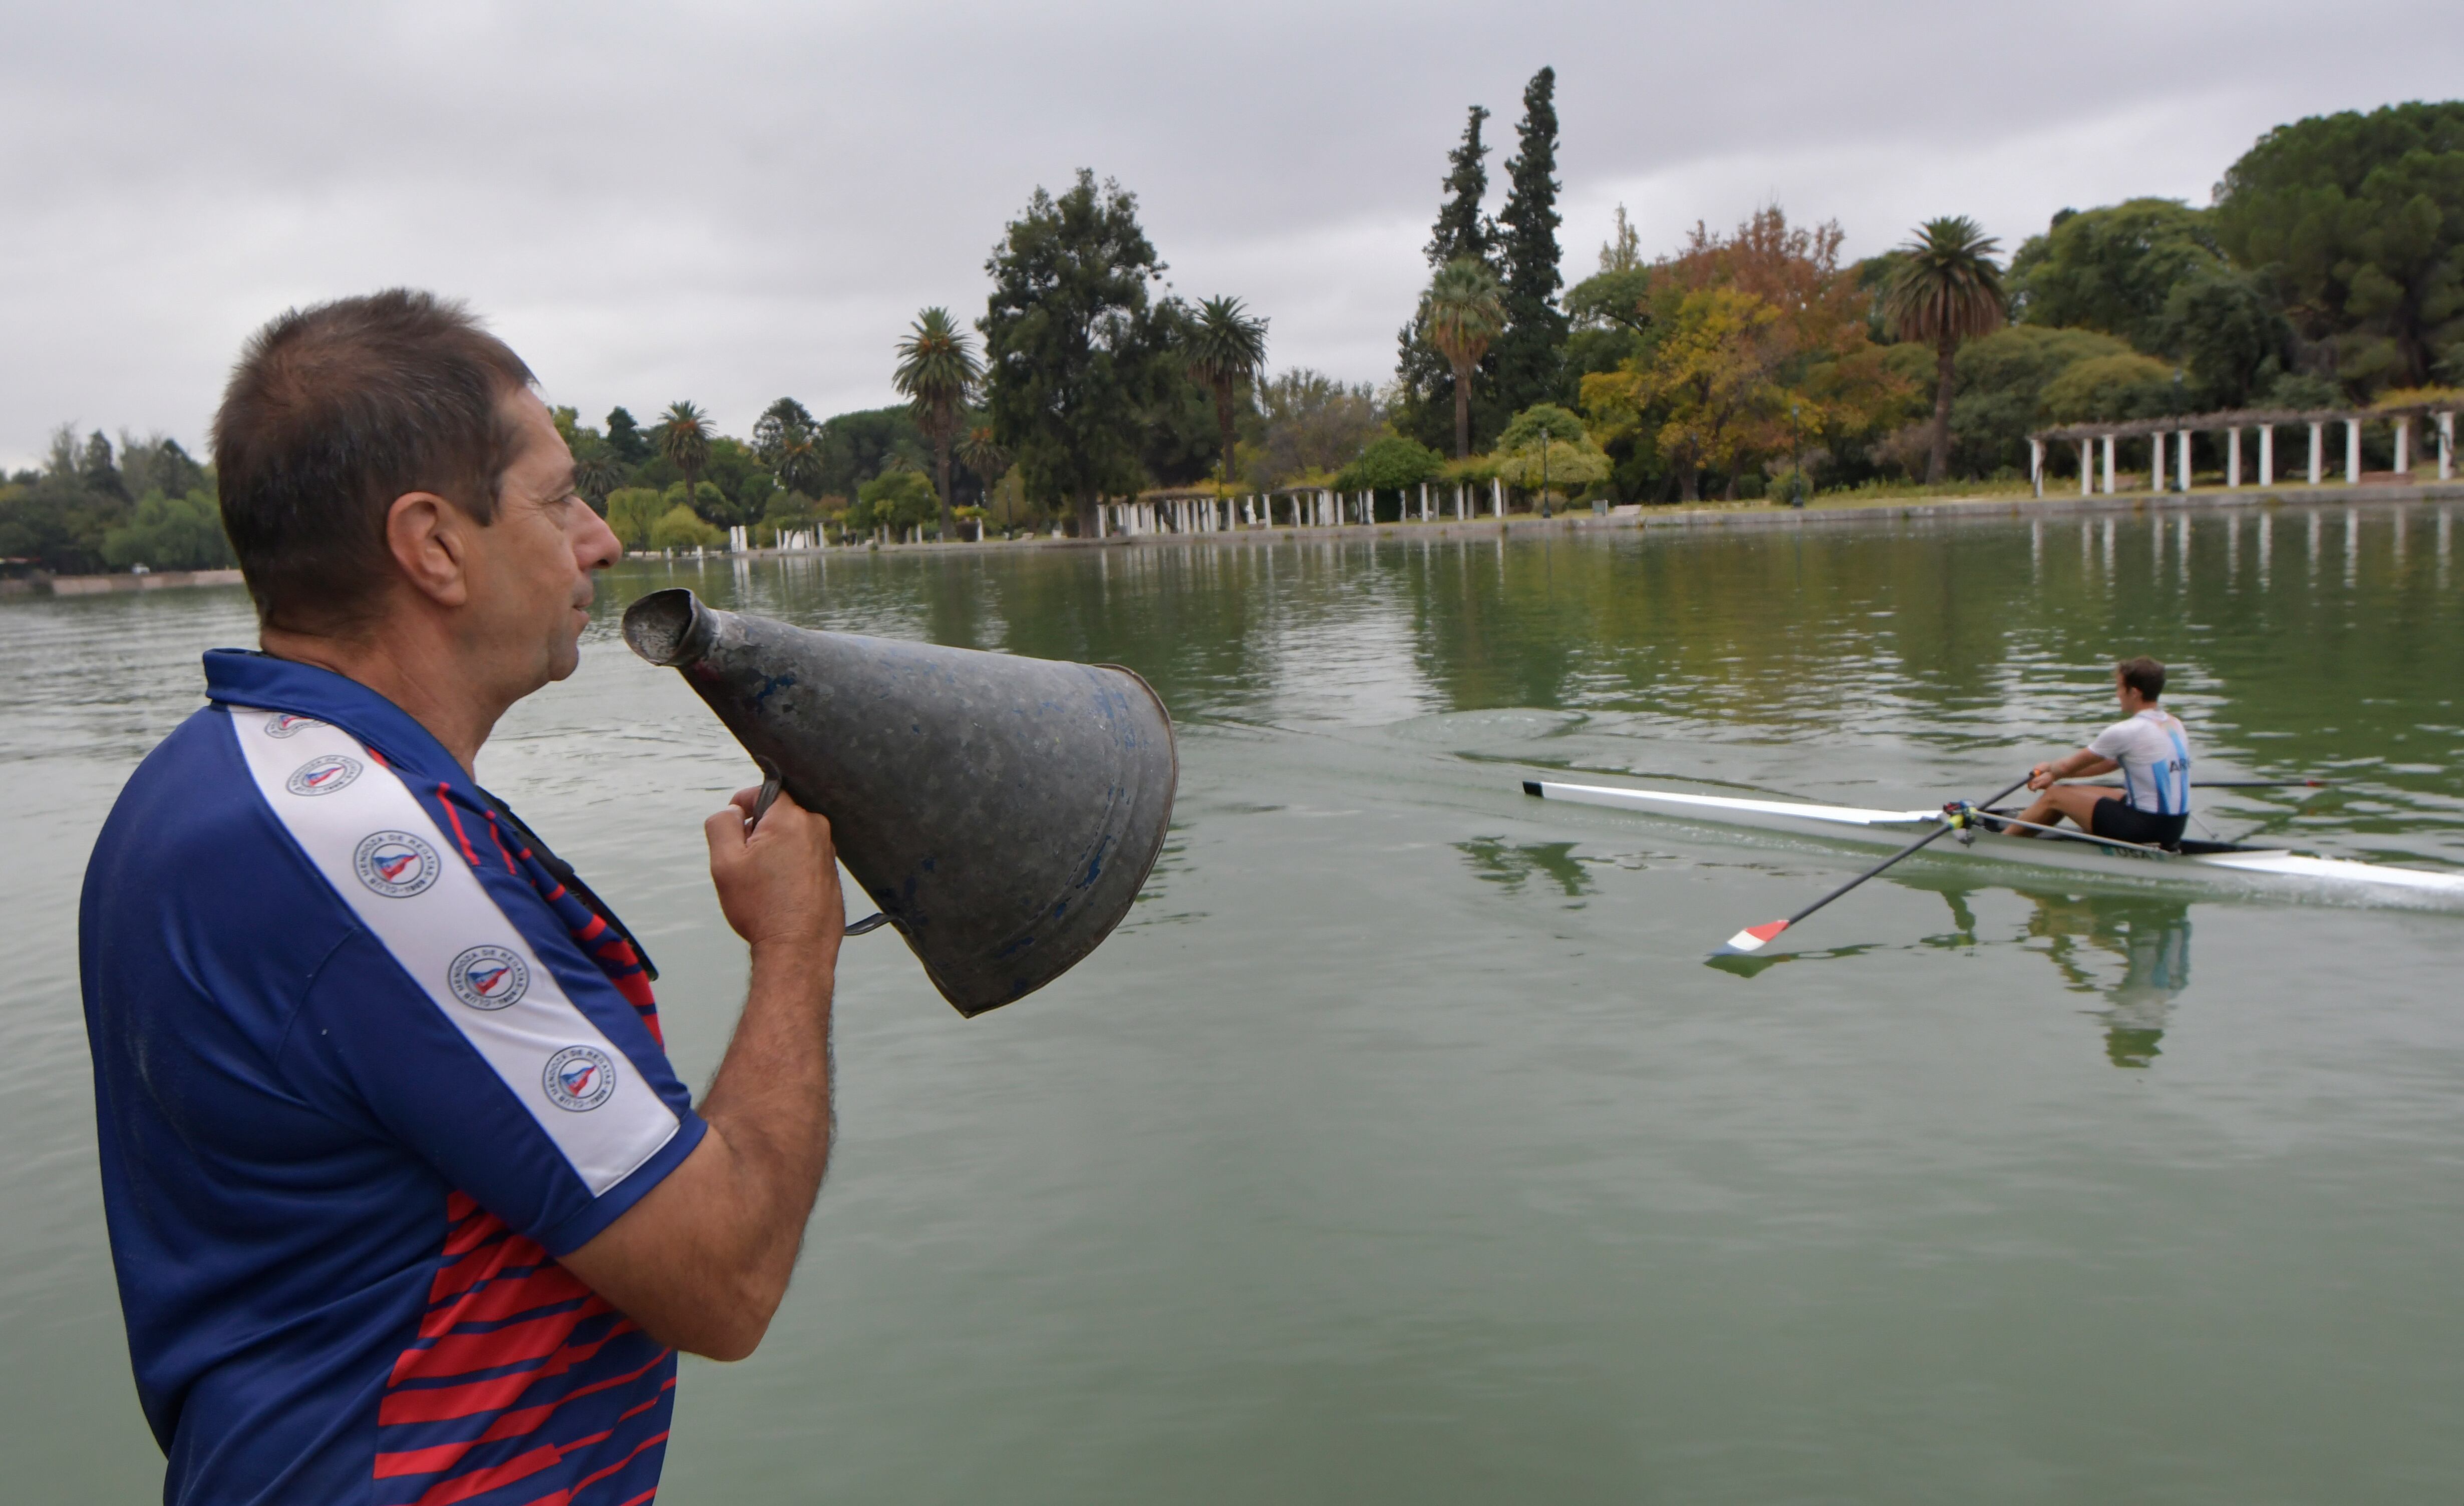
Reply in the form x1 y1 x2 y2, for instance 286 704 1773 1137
1520 779 2464 905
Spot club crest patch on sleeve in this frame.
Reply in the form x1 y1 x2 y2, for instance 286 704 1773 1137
285 754 363 796
543 1046 617 1111
354 831 441 897
447 945 529 1010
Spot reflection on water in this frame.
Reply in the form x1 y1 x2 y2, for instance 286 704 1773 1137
1454 838 1597 902
1913 877 2197 1068
2016 888 2195 1069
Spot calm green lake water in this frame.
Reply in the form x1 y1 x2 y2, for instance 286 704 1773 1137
7 506 2463 1502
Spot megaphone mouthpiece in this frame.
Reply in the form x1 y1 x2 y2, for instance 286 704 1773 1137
622 588 1175 1016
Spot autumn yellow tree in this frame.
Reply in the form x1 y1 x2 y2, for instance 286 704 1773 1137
1584 287 1788 501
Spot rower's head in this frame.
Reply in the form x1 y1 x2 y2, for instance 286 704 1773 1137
214 289 623 704
2113 657 2165 713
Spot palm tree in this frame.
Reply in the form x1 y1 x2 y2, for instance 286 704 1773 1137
1419 258 1507 458
891 308 984 541
1184 295 1269 490
955 424 1011 536
1881 216 2006 484
572 446 629 507
775 435 825 499
658 401 713 508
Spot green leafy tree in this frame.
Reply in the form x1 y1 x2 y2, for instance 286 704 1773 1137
1881 216 2007 483
751 398 816 466
1420 258 1509 458
1493 67 1568 417
2040 352 2179 424
604 486 665 549
850 468 941 536
1184 295 1270 489
604 407 651 464
2212 102 2464 391
892 308 985 539
2157 265 2298 408
657 401 713 505
101 489 231 570
1935 325 2134 475
2005 199 2224 352
1492 404 1611 499
979 170 1179 536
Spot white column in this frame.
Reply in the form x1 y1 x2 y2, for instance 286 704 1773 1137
1492 477 1503 517
1097 505 1107 538
2030 438 2044 498
2308 422 2323 485
2076 439 2090 496
2259 424 2274 486
2394 417 2410 475
2227 427 2242 489
2345 419 2361 485
2151 433 2166 493
2440 413 2455 481
2102 435 2116 494
2178 430 2193 493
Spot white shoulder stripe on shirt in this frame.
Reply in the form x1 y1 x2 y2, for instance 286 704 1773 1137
227 706 680 1197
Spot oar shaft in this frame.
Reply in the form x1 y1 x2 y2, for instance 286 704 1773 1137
1781 774 2032 929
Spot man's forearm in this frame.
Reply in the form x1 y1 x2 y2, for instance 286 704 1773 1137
702 939 837 1233
563 938 835 1361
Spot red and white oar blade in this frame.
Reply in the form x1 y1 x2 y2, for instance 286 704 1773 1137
1716 919 1790 956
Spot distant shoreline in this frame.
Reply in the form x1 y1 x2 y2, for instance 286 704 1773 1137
9 480 2459 598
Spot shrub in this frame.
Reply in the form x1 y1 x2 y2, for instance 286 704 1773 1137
648 504 725 551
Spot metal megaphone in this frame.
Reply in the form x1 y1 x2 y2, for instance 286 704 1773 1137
622 587 1176 1016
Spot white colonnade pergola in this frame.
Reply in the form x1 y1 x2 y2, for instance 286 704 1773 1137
2030 400 2458 498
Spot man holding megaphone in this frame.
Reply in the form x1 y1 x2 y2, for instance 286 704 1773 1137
81 290 844 1506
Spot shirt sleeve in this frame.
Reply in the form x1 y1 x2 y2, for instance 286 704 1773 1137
283 927 706 1255
233 714 703 1255
2086 720 2134 761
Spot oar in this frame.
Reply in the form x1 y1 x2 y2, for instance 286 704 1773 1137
1713 774 2032 957
2077 778 2327 790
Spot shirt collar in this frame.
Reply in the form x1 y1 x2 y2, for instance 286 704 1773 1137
202 649 463 784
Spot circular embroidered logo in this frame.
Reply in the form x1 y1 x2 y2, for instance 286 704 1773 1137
285 754 363 797
447 945 528 1010
264 712 327 738
353 831 440 897
543 1046 617 1111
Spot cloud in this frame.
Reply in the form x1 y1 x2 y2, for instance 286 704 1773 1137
3 0 2458 468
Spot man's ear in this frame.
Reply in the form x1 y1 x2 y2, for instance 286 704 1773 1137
385 491 474 608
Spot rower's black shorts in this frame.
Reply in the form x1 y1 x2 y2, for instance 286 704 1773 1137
2091 797 2188 848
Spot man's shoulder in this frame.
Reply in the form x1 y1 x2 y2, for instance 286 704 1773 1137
85 701 362 971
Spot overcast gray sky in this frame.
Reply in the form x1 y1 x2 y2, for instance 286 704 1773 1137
5 0 2459 470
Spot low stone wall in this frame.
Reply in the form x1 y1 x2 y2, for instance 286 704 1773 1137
37 568 245 597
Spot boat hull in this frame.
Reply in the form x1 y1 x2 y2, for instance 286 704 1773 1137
1522 779 2464 907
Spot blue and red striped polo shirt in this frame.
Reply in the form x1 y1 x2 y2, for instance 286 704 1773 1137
82 650 708 1506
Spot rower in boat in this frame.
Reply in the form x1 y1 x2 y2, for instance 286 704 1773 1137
2002 657 2193 850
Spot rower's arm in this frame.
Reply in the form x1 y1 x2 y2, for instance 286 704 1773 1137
2028 749 2119 789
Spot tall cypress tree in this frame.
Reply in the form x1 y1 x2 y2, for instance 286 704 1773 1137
1426 105 1493 266
1395 106 1505 453
1492 67 1568 417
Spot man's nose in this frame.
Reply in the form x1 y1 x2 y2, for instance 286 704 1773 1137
578 508 623 570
